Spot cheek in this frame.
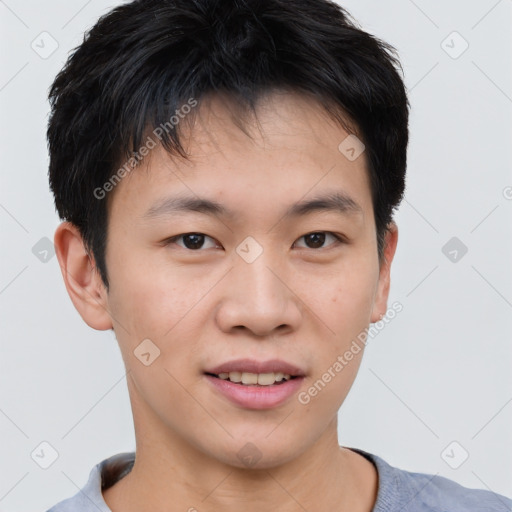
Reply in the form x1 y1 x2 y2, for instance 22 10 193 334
106 245 201 339
297 257 378 413
299 279 375 418
329 279 376 340
315 259 379 346
108 271 174 339
106 254 217 382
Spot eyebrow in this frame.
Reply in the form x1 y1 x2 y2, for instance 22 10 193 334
285 192 363 218
142 191 363 221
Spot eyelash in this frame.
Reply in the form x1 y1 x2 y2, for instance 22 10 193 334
163 231 347 251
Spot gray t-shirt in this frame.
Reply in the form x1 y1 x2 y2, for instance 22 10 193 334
46 447 512 511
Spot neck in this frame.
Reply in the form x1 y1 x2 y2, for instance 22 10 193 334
103 380 377 512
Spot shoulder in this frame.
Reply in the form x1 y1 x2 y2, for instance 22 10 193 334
348 447 512 512
45 452 135 512
395 466 512 512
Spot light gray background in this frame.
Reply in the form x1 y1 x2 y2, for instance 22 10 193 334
1 1 511 510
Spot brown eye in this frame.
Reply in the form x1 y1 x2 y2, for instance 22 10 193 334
294 232 342 249
166 233 218 250
304 232 326 248
182 234 205 249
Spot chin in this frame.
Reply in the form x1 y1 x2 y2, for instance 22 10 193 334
207 436 305 471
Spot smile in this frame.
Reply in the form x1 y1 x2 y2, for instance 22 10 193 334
207 371 296 386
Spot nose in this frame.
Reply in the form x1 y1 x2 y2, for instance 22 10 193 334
214 251 303 338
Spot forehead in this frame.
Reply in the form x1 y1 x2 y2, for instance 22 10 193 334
178 90 359 160
109 91 373 223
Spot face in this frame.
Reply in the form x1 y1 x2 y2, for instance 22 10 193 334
63 91 397 470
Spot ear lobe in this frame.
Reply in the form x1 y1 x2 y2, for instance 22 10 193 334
370 223 399 323
54 222 113 330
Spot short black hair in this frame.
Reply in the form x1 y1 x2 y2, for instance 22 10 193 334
48 0 409 288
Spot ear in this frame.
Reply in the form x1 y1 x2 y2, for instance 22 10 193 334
370 222 399 323
54 222 113 330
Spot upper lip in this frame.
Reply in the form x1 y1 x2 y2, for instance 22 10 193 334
205 358 306 377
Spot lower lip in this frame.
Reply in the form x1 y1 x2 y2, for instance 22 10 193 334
204 375 304 410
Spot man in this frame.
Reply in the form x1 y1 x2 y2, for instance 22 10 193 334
46 0 511 510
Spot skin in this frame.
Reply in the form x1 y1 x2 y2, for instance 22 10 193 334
54 90 398 512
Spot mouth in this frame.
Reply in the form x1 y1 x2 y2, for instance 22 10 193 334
204 371 300 386
203 358 306 409
203 358 306 386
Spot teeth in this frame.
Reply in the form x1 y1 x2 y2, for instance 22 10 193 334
257 373 276 385
242 372 258 385
216 371 293 386
228 371 242 382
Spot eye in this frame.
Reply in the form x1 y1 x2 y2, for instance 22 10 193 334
165 233 219 250
294 231 345 249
